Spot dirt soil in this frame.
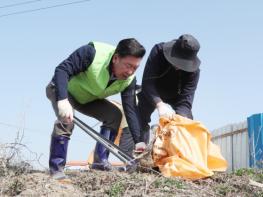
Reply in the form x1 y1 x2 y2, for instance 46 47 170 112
0 163 262 197
0 141 262 196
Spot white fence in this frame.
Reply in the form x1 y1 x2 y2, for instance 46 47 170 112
212 121 249 172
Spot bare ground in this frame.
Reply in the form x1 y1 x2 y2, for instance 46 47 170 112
0 140 262 197
0 162 262 197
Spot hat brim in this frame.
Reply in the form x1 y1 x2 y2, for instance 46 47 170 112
163 41 201 72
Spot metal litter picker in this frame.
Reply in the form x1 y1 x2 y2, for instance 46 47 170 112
73 116 138 172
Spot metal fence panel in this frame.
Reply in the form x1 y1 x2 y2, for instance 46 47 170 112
247 113 263 168
212 121 248 171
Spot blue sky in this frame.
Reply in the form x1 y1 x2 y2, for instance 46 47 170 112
0 0 262 168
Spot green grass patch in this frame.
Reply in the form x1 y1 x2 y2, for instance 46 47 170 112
108 182 125 197
154 178 183 189
216 184 233 196
234 168 263 183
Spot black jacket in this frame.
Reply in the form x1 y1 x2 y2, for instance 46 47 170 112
141 43 200 117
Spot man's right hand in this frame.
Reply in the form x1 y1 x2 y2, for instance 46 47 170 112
134 142 146 153
156 102 175 119
57 99 73 123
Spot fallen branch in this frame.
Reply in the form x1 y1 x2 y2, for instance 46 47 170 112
249 179 263 188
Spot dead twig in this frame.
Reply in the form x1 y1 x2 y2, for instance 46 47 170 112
249 179 263 188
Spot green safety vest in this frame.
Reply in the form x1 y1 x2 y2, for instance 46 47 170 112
67 42 134 104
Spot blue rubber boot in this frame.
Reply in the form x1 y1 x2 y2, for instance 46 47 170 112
49 135 69 179
91 128 117 171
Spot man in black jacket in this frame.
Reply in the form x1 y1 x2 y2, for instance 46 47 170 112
138 34 201 145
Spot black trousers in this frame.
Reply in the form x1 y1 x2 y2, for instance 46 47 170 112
137 92 193 133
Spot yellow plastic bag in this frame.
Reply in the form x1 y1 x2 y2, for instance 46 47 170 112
153 115 227 180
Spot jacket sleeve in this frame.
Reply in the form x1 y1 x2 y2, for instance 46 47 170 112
174 70 200 119
141 44 163 106
52 44 95 101
121 78 141 143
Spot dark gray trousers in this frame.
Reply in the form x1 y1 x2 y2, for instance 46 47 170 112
46 82 122 138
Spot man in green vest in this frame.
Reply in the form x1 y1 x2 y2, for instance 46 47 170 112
46 38 146 180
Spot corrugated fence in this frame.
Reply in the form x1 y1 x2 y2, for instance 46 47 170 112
211 113 263 172
212 121 249 171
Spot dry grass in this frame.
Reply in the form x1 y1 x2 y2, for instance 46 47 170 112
69 169 263 197
1 155 263 196
0 138 262 196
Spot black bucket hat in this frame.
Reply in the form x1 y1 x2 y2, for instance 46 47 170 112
163 34 201 72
